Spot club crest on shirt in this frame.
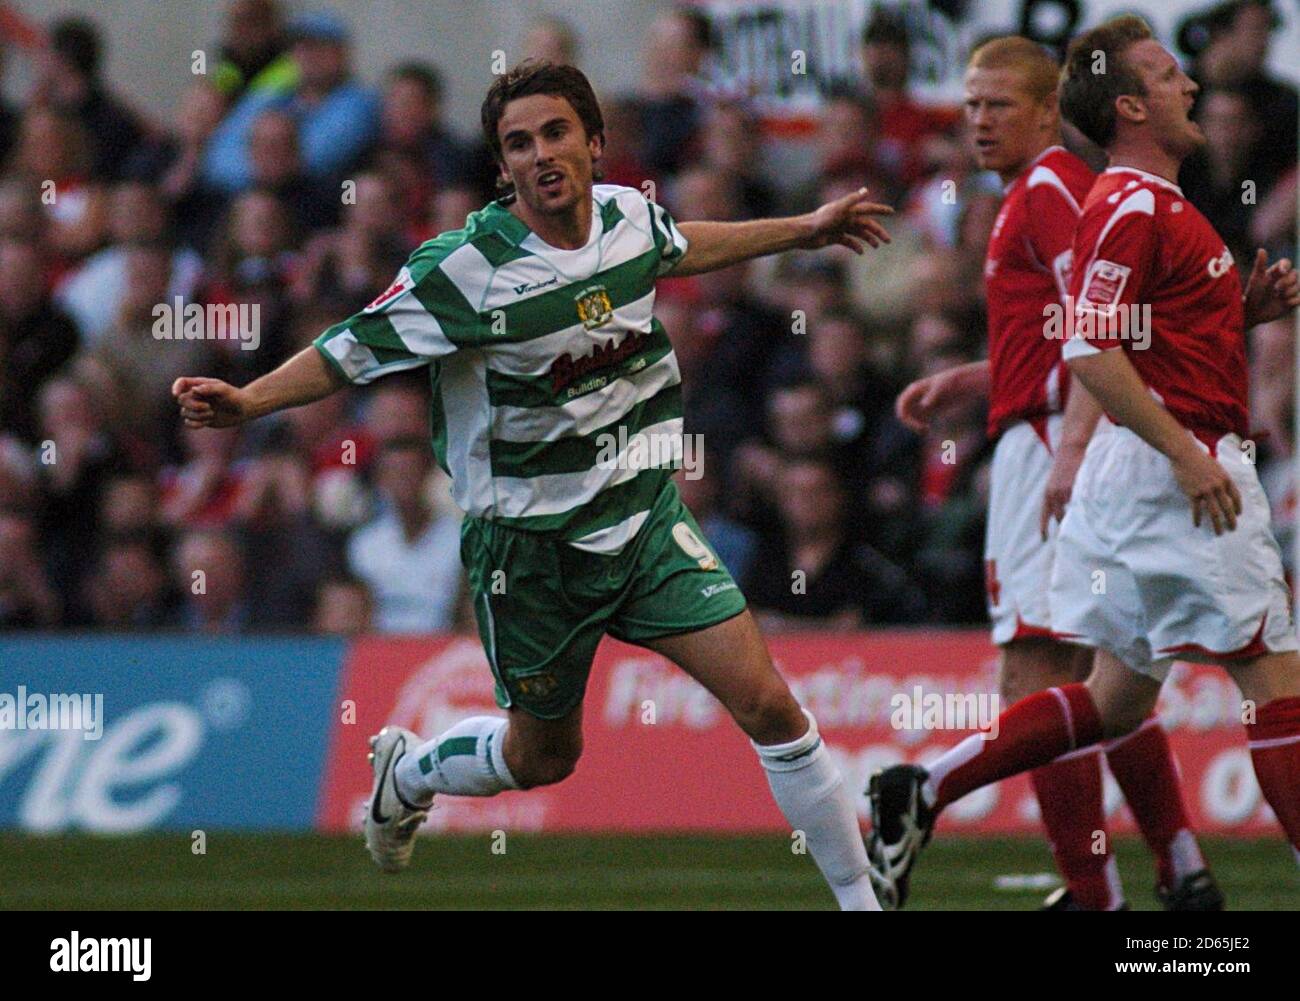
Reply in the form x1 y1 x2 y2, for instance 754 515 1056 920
574 284 613 329
364 266 414 313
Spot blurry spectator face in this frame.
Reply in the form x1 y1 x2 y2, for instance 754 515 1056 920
817 98 875 169
175 530 245 611
778 460 844 537
0 181 44 240
294 37 347 92
314 579 373 634
523 19 577 67
781 270 842 323
110 182 167 243
0 240 45 316
862 41 909 92
911 311 962 360
645 11 706 81
768 385 833 455
809 316 867 382
963 66 1055 178
93 541 166 624
226 0 281 61
101 475 157 533
366 387 428 442
672 168 739 221
250 111 301 184
121 246 172 322
233 191 291 256
1197 90 1258 163
382 77 436 145
176 83 227 147
0 511 39 572
16 108 82 179
349 174 402 236
702 105 757 175
38 378 97 438
1225 3 1272 77
376 445 431 512
433 186 480 234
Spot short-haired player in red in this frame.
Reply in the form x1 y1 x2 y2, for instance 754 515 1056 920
894 36 1216 911
873 18 1300 907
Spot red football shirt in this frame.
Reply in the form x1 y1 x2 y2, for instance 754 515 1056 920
985 146 1096 439
1064 166 1248 440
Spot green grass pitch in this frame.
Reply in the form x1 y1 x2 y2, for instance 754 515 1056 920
1 833 1294 910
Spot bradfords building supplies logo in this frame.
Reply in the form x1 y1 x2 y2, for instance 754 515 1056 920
0 687 103 740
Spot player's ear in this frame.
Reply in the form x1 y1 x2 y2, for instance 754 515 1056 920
1115 93 1146 127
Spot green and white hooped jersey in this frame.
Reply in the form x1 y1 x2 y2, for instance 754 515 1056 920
313 184 689 554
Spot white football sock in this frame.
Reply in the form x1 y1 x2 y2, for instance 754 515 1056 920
755 709 881 911
395 716 519 804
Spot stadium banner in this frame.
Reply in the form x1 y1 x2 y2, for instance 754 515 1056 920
0 636 345 833
692 0 1300 113
318 632 1280 836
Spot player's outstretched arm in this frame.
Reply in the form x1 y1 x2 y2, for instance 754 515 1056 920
172 346 344 429
672 187 893 277
1066 347 1241 535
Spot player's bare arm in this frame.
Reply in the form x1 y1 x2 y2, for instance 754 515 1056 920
1038 382 1103 537
172 346 344 429
895 360 990 432
1242 248 1300 329
1065 347 1240 534
672 187 893 277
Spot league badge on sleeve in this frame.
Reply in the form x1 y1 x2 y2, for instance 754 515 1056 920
1078 259 1130 313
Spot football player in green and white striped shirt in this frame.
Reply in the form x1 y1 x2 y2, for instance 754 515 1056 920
173 61 893 909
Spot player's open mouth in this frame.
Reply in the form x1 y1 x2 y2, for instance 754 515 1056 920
537 170 564 194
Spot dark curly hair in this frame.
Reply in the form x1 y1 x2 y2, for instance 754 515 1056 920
480 60 605 201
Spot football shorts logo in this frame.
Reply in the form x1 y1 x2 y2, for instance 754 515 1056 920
364 267 414 313
1078 259 1130 311
575 284 613 329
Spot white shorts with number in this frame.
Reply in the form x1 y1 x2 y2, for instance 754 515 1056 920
986 415 1062 645
1047 424 1297 681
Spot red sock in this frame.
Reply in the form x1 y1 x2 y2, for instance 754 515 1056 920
1031 749 1119 909
1246 696 1300 852
930 684 1104 811
1105 717 1202 889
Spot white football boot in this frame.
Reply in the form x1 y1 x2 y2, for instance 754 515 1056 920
364 726 430 873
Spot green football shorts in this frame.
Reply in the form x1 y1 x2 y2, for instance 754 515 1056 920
461 480 748 719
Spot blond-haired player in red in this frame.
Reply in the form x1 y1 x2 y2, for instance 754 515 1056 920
872 16 1300 909
892 35 1217 910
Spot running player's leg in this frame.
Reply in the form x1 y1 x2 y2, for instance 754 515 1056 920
1004 638 1120 909
1225 651 1300 857
640 609 880 910
393 516 606 806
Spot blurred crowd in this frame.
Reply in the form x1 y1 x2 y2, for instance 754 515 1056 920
0 0 1295 636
